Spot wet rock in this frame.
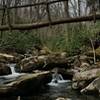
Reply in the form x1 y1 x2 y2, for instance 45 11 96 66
18 54 69 72
39 46 52 55
72 81 87 90
0 53 15 63
37 54 68 70
18 57 38 72
14 54 25 63
0 63 11 75
73 68 100 82
72 55 90 72
60 52 67 58
56 97 66 100
80 62 90 68
56 97 71 100
72 67 100 93
0 71 51 95
73 56 81 68
72 79 93 90
20 61 36 72
81 77 100 94
37 55 47 63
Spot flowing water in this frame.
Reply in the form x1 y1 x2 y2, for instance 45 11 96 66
0 64 23 84
0 66 100 100
0 80 100 100
48 73 70 86
7 63 21 76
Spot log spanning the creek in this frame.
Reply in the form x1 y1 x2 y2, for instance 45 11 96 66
0 71 51 96
0 14 100 31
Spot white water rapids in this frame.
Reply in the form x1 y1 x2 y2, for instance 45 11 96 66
48 73 70 86
0 64 24 84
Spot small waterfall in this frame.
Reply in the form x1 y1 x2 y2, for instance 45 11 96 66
0 64 22 84
10 67 15 74
9 64 19 75
48 73 70 86
48 68 70 86
52 73 63 82
8 64 20 76
1 63 22 79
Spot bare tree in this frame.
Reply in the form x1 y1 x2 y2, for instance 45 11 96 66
63 0 69 17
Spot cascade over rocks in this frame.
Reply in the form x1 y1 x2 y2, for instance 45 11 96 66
1 50 100 95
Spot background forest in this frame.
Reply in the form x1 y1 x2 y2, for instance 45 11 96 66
0 0 100 56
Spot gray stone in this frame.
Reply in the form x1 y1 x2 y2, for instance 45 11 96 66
81 77 100 94
73 68 100 81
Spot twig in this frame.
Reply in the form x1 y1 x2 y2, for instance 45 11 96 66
90 38 96 64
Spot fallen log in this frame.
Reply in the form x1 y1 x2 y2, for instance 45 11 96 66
0 71 51 96
0 14 100 30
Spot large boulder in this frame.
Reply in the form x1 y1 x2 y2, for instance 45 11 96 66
72 81 89 90
18 53 69 72
0 63 11 75
17 57 38 72
36 54 68 70
81 77 100 94
72 67 100 91
56 97 71 100
0 71 51 95
0 53 15 63
73 68 100 82
39 46 52 55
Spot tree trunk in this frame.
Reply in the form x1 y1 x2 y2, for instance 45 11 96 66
64 0 69 18
78 0 81 16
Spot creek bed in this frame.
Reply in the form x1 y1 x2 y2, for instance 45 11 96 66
0 81 100 100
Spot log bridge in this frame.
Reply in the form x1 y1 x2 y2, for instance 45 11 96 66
0 0 100 31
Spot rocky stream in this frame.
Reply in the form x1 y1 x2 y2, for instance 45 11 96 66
0 47 100 100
